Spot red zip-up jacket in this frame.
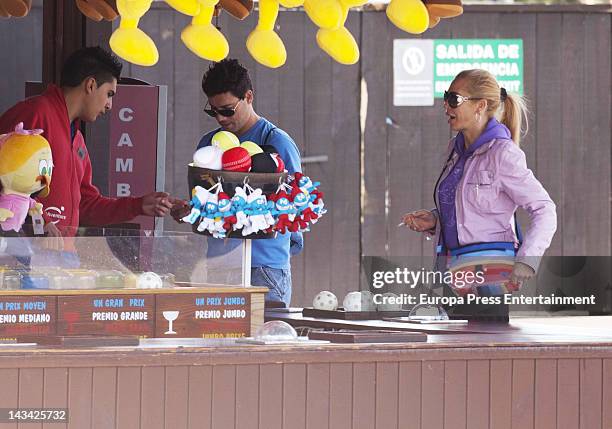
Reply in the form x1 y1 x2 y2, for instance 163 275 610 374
0 85 143 233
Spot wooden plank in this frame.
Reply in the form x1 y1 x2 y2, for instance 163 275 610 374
0 369 18 429
497 12 537 238
535 13 563 256
557 359 580 429
361 11 390 257
583 13 611 255
211 365 236 428
91 367 117 429
398 361 421 429
466 360 490 429
580 359 602 429
444 360 467 429
165 366 189 429
302 14 333 296
42 368 68 429
260 364 283 429
416 15 453 262
604 359 612 429
283 363 306 429
235 365 259 429
306 363 330 429
386 24 423 259
141 367 165 429
67 368 92 429
375 362 399 429
171 11 210 210
278 11 306 303
329 11 362 298
352 363 376 429
17 368 43 429
490 360 512 429
421 361 444 429
116 367 141 429
560 14 586 256
329 363 352 429
534 359 557 429
511 359 534 429
187 366 212 429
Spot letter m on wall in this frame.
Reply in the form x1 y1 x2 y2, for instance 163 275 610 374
116 158 134 173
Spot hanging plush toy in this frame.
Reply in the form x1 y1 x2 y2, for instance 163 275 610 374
110 0 159 66
165 0 200 16
181 0 230 62
246 0 286 68
423 0 463 28
0 123 53 233
386 0 429 34
217 191 236 234
181 185 211 224
218 0 253 19
303 0 342 29
270 188 296 234
315 0 364 65
196 187 220 234
243 187 274 236
231 185 250 231
0 0 32 18
87 0 120 20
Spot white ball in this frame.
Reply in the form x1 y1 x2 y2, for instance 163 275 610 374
193 146 223 170
360 290 377 311
313 290 338 311
342 291 363 312
137 272 163 289
343 291 377 312
377 292 403 311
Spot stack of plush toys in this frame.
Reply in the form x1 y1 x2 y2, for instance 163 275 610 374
184 130 325 239
66 0 463 68
0 123 53 235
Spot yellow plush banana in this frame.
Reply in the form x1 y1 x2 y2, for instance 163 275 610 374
316 0 360 65
165 0 200 15
303 0 342 29
386 0 429 34
181 0 229 61
246 0 286 68
109 0 159 66
278 0 303 7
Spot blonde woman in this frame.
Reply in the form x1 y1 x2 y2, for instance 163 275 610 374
402 69 557 291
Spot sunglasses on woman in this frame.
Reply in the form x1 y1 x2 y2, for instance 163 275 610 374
443 91 482 108
204 99 243 117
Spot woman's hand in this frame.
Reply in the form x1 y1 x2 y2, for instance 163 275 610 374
508 261 536 289
400 210 436 232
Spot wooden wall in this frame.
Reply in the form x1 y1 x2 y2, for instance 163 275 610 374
0 345 610 428
0 5 610 307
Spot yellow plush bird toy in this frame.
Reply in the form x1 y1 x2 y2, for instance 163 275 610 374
0 123 53 233
109 0 159 66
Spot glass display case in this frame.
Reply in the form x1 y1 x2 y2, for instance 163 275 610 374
0 228 266 340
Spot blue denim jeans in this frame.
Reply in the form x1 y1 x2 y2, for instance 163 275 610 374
251 267 292 307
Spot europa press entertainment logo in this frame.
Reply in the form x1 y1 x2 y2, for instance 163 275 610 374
44 206 66 224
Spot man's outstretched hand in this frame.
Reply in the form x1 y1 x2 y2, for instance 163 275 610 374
141 192 182 217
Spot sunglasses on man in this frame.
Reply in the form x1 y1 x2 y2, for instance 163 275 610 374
204 99 243 118
443 91 482 109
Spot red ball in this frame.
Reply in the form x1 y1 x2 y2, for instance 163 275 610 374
222 147 251 172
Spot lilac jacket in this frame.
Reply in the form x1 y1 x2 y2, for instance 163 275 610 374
431 138 557 271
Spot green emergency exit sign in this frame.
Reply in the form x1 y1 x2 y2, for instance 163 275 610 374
433 39 523 97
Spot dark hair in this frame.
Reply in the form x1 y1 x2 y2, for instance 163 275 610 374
201 59 253 98
60 46 122 88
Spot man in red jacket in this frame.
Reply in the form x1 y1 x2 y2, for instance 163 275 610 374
0 47 173 246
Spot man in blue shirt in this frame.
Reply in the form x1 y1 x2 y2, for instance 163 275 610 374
175 59 302 306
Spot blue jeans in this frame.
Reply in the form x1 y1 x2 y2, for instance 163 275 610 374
251 267 292 307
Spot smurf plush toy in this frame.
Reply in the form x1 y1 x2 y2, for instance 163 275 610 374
0 123 53 233
182 185 211 224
